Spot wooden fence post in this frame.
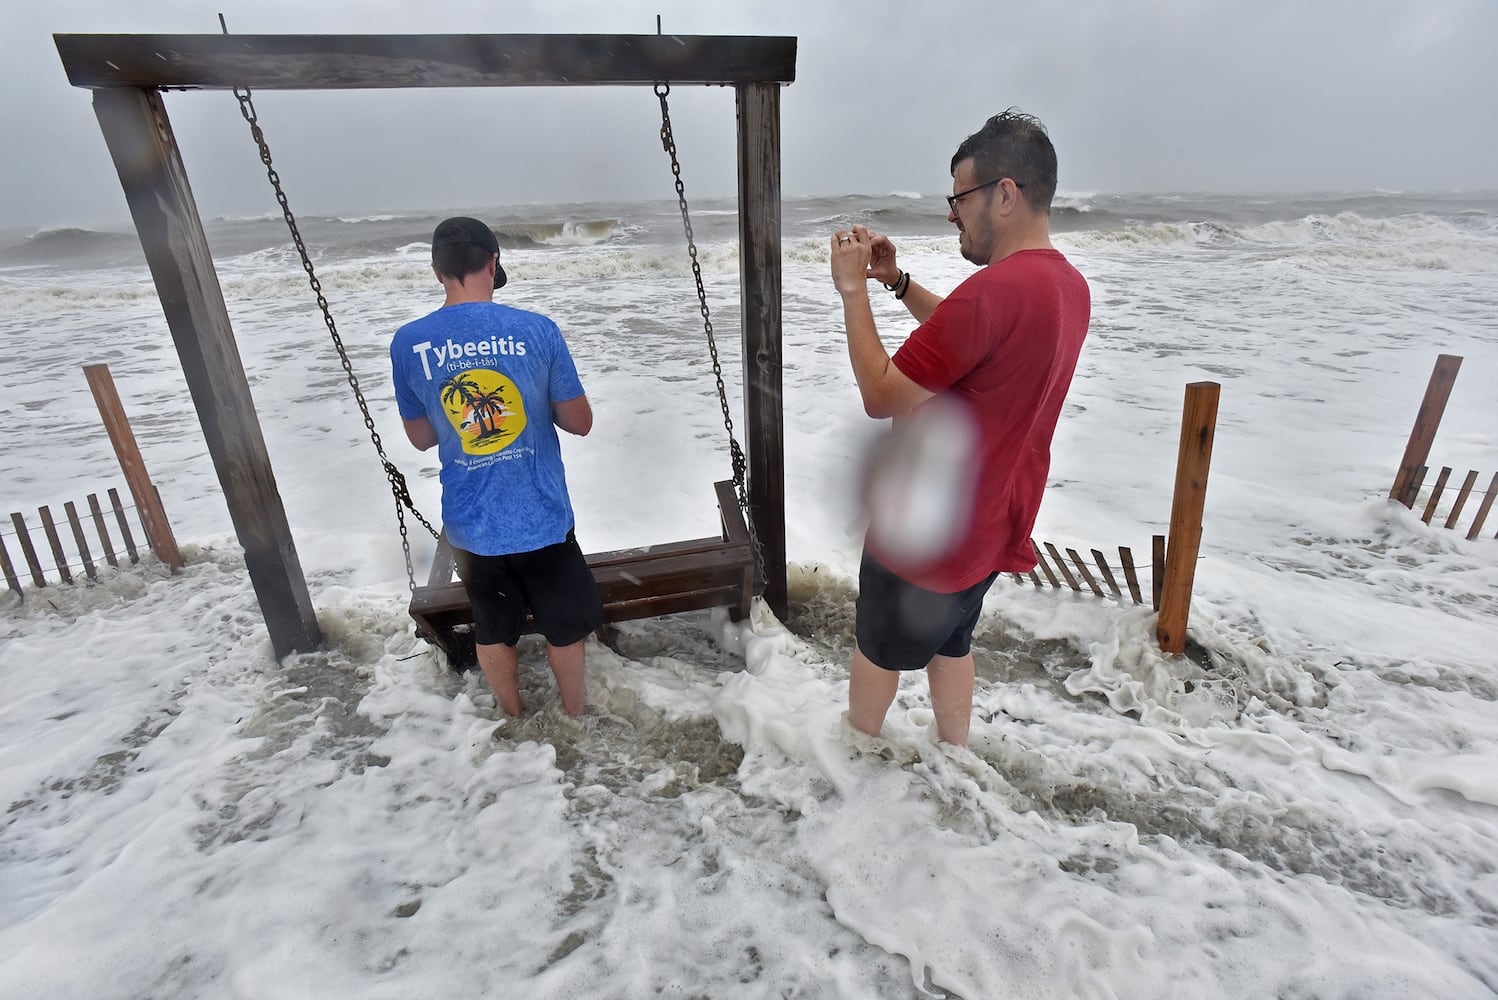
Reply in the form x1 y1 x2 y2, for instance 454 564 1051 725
83 364 184 571
1157 382 1220 655
0 532 21 594
10 513 46 588
1390 354 1462 508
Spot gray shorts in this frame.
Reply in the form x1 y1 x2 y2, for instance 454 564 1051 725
855 550 997 671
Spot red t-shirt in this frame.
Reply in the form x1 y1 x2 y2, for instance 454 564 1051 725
876 248 1090 592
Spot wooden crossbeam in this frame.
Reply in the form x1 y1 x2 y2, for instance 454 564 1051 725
55 33 798 91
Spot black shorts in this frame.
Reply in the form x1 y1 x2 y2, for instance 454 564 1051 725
855 550 998 672
452 531 604 648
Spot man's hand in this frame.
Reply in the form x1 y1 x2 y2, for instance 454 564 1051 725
861 226 899 286
830 227 872 296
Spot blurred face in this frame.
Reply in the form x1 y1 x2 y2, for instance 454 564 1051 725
948 158 996 265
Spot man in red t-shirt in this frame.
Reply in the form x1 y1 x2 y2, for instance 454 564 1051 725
829 109 1091 746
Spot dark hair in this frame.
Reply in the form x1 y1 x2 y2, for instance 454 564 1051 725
950 108 1058 214
433 243 494 284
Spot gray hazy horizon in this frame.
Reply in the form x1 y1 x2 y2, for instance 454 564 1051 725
5 0 1496 232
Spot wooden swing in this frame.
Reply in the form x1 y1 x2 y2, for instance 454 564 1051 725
410 481 754 666
56 30 793 659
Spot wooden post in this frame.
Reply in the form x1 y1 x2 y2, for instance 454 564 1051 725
1044 541 1081 591
1031 540 1062 588
1067 548 1106 598
0 531 21 594
88 493 119 568
39 506 72 585
83 364 183 570
91 87 320 657
1091 548 1124 600
1390 354 1462 508
1151 535 1166 611
11 513 46 588
1119 546 1144 605
65 502 98 581
1445 470 1480 530
1420 466 1452 524
736 81 787 622
1466 472 1498 541
108 488 139 564
1157 382 1220 655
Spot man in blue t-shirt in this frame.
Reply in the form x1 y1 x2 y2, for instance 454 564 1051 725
391 216 602 717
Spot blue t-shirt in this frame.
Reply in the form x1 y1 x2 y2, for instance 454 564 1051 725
390 301 585 556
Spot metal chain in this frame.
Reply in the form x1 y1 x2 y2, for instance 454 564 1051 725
229 84 438 595
654 83 766 585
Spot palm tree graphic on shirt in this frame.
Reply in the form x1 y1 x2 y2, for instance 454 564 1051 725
440 369 528 455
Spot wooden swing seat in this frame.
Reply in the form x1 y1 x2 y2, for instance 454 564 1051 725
408 479 755 667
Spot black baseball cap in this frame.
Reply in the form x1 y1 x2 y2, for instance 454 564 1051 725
432 216 507 290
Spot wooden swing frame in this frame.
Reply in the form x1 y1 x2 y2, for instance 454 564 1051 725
55 32 795 657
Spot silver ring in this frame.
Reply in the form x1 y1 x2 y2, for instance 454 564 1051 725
839 236 851 244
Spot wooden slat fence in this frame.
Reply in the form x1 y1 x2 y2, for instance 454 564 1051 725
1407 466 1498 540
1009 535 1168 610
1389 355 1496 541
0 486 152 596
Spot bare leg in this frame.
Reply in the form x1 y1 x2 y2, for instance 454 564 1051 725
848 644 900 738
476 641 524 717
545 640 587 716
927 652 975 746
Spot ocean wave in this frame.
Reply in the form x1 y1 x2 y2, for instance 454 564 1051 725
492 220 620 248
11 227 135 250
0 281 162 309
211 212 285 224
206 244 743 301
1061 222 1225 251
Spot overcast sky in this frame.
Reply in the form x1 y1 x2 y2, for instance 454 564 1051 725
4 0 1496 230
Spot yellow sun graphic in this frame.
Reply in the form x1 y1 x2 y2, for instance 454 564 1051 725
439 369 527 455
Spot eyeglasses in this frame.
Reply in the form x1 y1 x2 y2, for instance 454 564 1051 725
946 177 1024 212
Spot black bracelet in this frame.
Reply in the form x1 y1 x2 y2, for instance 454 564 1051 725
894 271 912 300
881 270 904 293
